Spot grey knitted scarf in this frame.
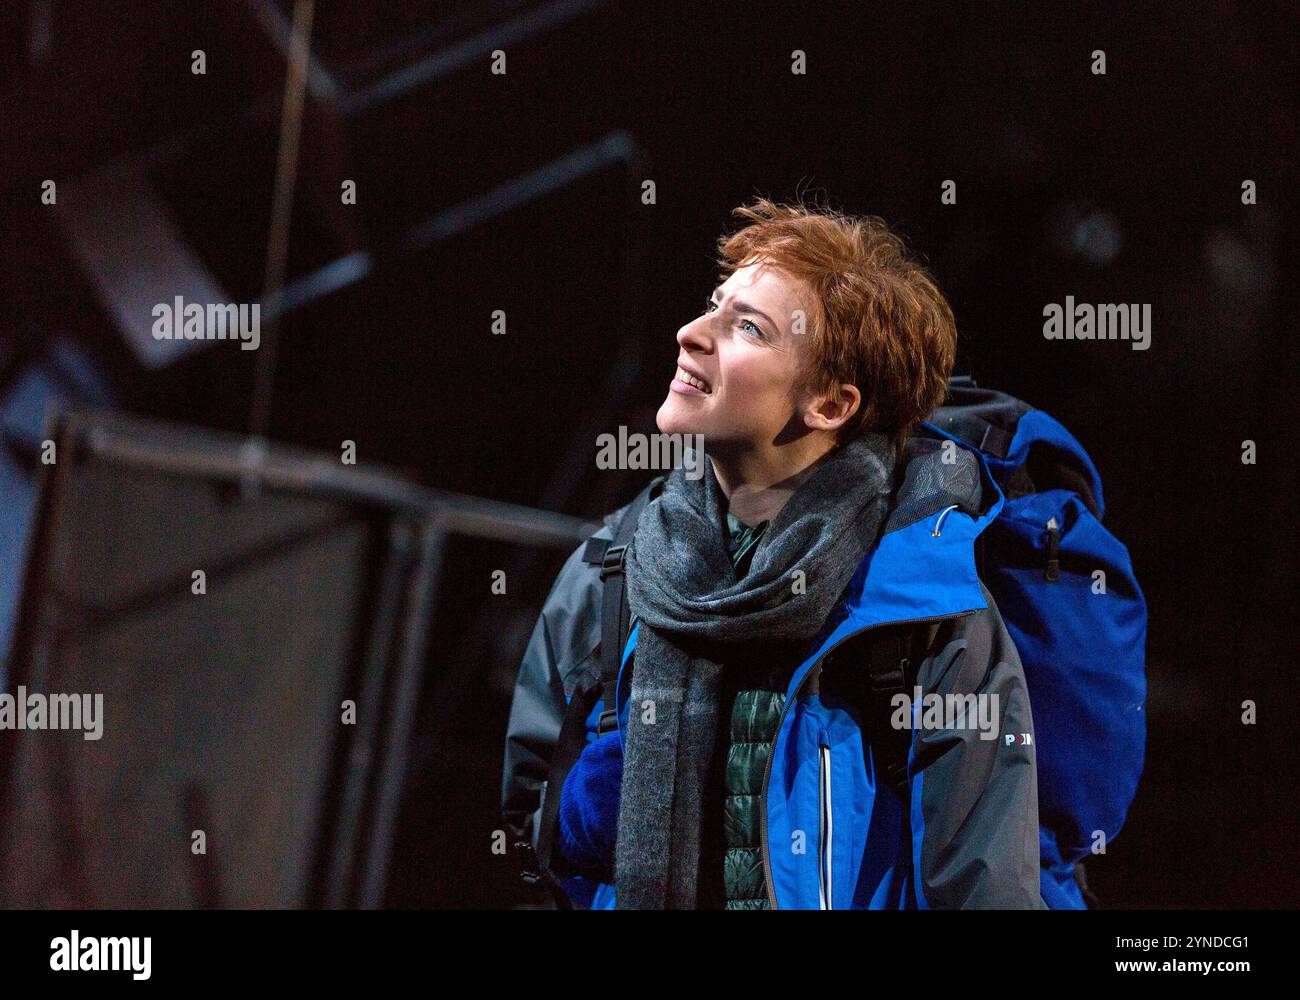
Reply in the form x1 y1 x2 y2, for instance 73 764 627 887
615 430 899 909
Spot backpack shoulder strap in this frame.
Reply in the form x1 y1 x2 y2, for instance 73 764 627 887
531 476 666 903
860 620 943 798
580 475 665 735
863 627 914 798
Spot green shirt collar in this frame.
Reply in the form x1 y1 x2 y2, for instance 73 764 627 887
724 510 769 577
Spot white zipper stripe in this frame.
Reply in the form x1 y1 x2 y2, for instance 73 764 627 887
818 746 825 909
759 609 979 910
819 743 833 910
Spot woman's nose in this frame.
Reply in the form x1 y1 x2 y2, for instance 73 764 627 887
676 315 712 352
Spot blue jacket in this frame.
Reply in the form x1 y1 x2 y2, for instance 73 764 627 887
504 432 1046 909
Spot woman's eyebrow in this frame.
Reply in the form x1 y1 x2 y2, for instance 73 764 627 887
710 286 780 332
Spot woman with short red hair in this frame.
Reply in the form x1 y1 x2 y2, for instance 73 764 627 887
504 196 1044 910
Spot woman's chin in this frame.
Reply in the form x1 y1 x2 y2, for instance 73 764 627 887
656 400 700 438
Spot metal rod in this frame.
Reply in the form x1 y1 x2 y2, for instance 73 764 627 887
322 519 413 908
356 520 445 908
73 409 600 547
250 0 316 441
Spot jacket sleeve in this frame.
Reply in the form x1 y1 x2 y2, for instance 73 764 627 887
500 522 611 851
907 583 1046 909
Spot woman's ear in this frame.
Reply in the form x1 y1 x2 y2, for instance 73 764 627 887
803 382 861 434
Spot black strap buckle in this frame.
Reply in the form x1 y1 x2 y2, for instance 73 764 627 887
869 659 908 692
596 707 619 736
599 543 628 578
515 841 544 885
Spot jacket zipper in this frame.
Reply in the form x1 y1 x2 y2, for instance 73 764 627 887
818 735 833 909
758 609 975 910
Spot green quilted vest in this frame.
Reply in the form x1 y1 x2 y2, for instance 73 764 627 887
720 511 786 910
723 685 785 909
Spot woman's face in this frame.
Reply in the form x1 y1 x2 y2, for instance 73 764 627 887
657 261 816 450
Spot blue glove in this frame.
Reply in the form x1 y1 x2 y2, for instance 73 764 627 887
556 730 623 880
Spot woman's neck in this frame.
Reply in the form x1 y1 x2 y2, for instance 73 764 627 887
709 438 838 527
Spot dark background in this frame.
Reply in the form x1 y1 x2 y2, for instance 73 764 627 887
1 0 1296 908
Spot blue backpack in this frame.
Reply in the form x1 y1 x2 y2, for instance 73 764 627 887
925 375 1147 908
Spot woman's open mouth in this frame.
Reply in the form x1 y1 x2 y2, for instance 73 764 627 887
671 365 712 395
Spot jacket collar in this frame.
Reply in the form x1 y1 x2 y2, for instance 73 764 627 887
619 425 1006 706
784 425 1006 687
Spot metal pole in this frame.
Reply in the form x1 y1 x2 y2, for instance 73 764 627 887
357 519 446 908
249 0 316 444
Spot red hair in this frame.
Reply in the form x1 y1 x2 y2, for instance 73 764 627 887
715 195 956 446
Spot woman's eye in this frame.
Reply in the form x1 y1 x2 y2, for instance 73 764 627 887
703 299 763 340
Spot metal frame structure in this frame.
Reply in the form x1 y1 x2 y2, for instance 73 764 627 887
0 406 597 908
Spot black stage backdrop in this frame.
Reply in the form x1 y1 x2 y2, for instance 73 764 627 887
0 1 1295 910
